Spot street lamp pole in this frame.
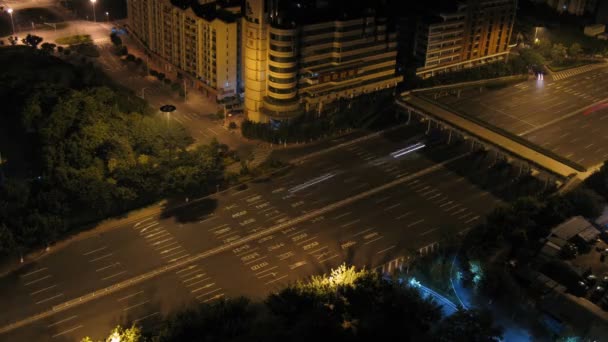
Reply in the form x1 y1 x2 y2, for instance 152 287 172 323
7 8 15 35
90 0 97 22
105 11 109 23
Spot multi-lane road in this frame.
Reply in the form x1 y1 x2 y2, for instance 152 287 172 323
432 63 608 168
0 125 505 341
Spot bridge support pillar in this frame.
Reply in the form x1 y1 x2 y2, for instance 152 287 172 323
426 119 431 134
407 110 411 125
447 130 452 144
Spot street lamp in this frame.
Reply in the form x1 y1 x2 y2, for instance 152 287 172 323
105 11 109 23
7 8 14 35
90 0 97 22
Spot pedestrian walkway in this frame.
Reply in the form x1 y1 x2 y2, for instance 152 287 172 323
550 63 606 81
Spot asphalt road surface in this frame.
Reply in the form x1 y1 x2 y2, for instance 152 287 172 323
433 64 608 168
0 125 506 341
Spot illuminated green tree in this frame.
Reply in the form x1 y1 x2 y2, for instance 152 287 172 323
81 325 142 342
568 43 582 58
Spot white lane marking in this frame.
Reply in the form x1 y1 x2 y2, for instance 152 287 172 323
439 200 453 208
117 291 143 302
47 315 77 328
51 325 83 338
396 212 412 220
133 217 154 227
191 282 216 293
183 273 208 283
255 266 278 276
83 246 107 256
102 271 127 281
384 203 401 211
133 312 160 323
176 265 197 274
185 277 212 288
24 275 52 286
465 215 480 223
89 253 113 262
377 245 395 254
364 236 383 244
35 293 64 305
199 216 218 224
203 293 225 303
353 228 374 236
319 254 340 263
340 219 360 228
419 228 438 236
195 288 222 299
21 268 48 278
407 219 425 227
140 222 159 233
123 300 150 311
30 285 57 296
264 275 288 285
151 237 174 246
207 127 218 135
96 263 120 272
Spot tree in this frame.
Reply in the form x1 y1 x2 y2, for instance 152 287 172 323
550 43 567 65
568 43 582 58
22 34 44 49
436 309 503 342
519 48 545 67
81 325 141 342
563 188 604 219
40 42 56 54
109 32 122 46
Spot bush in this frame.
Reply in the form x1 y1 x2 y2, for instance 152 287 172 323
63 48 71 55
126 54 135 62
149 69 158 77
157 72 166 81
57 46 64 53
116 45 128 56
135 57 143 65
228 122 238 130
76 43 100 58
171 82 180 92
163 78 171 85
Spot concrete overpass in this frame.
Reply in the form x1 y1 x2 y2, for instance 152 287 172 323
396 91 586 185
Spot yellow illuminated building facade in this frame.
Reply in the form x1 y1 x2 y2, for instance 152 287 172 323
244 0 402 122
127 0 241 99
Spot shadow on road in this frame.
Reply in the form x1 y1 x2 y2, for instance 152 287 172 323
160 197 218 224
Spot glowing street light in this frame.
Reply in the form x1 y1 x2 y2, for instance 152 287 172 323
105 11 110 23
7 8 15 35
90 0 97 22
107 331 120 342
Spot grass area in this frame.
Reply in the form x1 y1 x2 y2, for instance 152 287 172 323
55 34 92 45
547 59 599 72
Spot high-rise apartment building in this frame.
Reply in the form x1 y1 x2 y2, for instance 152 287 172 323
546 0 588 15
243 0 401 122
413 0 516 79
128 0 401 122
127 0 242 100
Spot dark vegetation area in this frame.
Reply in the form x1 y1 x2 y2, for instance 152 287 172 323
0 46 224 258
94 267 503 342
